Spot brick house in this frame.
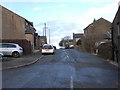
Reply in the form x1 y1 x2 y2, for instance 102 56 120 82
83 18 111 53
111 4 120 63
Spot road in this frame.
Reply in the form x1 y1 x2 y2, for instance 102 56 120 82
2 49 119 88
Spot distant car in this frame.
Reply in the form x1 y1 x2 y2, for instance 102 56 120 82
0 43 23 58
60 46 65 49
41 44 55 54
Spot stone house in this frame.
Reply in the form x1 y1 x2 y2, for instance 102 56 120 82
40 36 47 46
68 39 74 48
73 33 84 49
25 19 36 50
61 39 74 48
34 33 41 49
111 4 120 63
83 18 111 53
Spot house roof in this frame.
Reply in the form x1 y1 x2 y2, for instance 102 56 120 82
73 33 84 38
25 19 33 27
40 36 47 39
84 17 111 31
35 33 38 36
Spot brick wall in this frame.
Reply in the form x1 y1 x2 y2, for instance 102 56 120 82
1 39 32 55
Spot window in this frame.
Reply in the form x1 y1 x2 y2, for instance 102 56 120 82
8 44 16 48
0 44 2 48
25 22 28 26
117 22 120 35
1 44 9 48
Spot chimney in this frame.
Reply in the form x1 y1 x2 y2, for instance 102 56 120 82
118 1 120 7
93 18 96 22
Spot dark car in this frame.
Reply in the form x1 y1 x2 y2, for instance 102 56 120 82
53 46 56 50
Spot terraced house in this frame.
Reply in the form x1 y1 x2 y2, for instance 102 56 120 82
112 3 120 63
83 18 111 54
0 5 41 54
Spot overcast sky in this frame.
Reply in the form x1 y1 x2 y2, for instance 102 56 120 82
1 0 119 48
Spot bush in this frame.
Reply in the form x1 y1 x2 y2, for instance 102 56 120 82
98 42 112 60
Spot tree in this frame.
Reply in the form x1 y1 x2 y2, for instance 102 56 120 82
76 39 81 45
59 36 71 48
59 40 64 46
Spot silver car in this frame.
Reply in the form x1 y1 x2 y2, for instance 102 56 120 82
0 52 3 60
0 43 23 58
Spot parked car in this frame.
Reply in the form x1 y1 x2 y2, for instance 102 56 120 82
60 46 65 49
0 52 4 56
0 52 3 60
41 44 55 54
0 43 23 58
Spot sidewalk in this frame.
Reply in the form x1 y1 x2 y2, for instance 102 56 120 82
0 50 42 70
92 53 119 68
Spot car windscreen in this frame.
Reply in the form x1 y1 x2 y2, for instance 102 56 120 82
43 45 53 49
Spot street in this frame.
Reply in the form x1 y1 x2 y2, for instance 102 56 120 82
2 49 119 88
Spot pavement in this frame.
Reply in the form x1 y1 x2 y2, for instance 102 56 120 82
0 50 42 70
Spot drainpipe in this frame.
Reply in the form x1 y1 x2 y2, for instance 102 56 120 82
111 26 114 62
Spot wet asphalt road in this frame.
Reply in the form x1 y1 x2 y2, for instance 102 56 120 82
2 49 120 88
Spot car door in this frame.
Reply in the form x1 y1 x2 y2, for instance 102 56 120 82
1 44 9 55
7 44 16 55
0 44 2 53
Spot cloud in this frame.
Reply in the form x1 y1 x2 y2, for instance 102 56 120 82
33 4 66 11
59 4 66 7
84 2 118 19
68 1 119 29
1 0 119 2
34 7 42 11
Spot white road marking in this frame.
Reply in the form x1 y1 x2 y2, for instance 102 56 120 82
64 50 70 59
70 76 73 90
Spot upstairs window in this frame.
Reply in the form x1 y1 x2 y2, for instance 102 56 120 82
117 22 120 35
25 22 28 26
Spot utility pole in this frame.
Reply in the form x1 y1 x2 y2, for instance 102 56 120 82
43 23 48 44
49 29 50 44
44 23 46 36
43 28 44 36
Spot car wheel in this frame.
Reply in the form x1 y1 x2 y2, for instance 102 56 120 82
12 52 20 58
